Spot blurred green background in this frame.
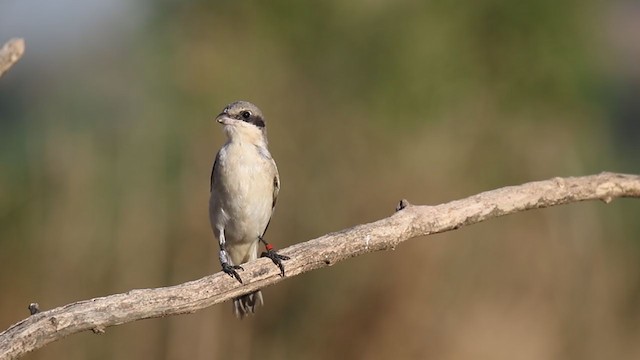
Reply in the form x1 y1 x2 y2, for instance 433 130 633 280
1 0 639 359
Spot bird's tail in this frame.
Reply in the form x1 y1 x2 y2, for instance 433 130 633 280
233 290 264 319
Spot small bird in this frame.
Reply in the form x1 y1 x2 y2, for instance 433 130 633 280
209 100 290 318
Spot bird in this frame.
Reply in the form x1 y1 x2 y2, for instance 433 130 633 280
209 100 290 318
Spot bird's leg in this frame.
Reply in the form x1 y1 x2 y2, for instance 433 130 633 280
218 228 243 283
259 236 290 277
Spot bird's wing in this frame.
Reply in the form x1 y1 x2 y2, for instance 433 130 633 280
210 152 220 192
261 159 280 238
272 160 280 210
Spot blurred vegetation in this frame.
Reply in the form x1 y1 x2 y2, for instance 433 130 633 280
1 1 639 359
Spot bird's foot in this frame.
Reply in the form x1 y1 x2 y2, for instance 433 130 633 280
261 244 290 277
222 262 244 283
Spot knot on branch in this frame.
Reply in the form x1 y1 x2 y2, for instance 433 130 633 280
27 303 40 315
396 199 412 212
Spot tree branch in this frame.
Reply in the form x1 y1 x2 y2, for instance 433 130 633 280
1 172 639 359
0 38 25 78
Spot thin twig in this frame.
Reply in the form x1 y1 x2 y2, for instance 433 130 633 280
1 172 639 359
0 38 25 78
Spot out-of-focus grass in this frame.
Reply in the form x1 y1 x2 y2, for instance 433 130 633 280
0 1 639 359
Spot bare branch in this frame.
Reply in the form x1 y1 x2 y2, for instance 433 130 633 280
1 172 639 359
0 38 25 78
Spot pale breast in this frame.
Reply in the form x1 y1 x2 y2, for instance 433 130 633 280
210 142 276 244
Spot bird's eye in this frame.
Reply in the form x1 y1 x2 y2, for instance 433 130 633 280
241 111 251 120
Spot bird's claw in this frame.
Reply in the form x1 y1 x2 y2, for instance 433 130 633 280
261 249 290 277
222 262 244 283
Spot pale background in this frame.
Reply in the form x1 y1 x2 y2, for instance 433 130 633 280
1 1 639 359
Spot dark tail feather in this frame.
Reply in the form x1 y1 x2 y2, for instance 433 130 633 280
233 290 263 319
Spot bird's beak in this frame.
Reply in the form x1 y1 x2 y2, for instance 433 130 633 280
215 112 233 125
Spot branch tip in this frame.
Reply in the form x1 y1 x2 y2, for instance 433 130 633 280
0 38 25 78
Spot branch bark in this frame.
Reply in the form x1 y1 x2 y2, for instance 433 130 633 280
0 38 25 78
1 172 639 359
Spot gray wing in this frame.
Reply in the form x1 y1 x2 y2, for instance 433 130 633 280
261 160 280 237
272 168 280 209
210 152 220 192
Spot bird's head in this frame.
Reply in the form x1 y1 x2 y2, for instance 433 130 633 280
215 101 267 144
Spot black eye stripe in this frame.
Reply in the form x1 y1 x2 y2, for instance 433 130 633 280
235 111 252 121
233 111 265 128
253 117 265 128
